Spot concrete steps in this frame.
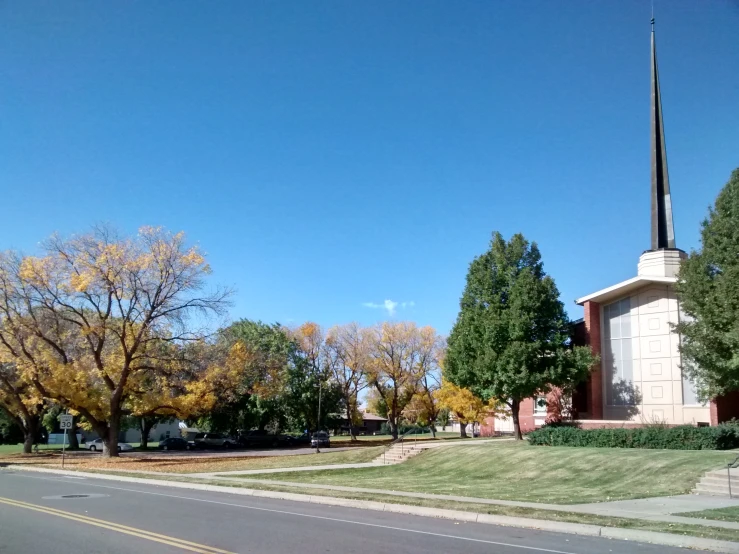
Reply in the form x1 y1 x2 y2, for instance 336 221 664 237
373 443 424 465
694 470 739 497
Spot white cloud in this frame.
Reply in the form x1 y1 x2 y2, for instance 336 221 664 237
362 299 414 317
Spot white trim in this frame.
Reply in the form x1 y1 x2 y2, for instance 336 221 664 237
575 275 676 305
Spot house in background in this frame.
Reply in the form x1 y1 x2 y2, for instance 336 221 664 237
121 419 184 444
333 411 387 436
482 21 737 436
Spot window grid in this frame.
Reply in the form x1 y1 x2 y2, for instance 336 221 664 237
604 298 636 406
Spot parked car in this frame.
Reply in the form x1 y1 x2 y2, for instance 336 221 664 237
238 430 287 448
192 432 236 449
87 438 134 452
285 433 311 447
158 437 189 451
310 431 330 448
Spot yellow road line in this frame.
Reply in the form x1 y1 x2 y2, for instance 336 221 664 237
0 496 236 554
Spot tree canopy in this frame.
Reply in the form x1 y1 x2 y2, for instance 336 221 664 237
445 232 595 439
366 322 443 439
205 319 342 435
0 226 235 456
676 168 739 400
434 379 500 438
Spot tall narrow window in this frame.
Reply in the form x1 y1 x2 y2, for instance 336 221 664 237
678 309 701 406
603 298 637 406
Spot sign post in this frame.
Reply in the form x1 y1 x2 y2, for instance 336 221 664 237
59 414 73 469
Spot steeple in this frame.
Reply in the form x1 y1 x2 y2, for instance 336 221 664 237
650 17 676 250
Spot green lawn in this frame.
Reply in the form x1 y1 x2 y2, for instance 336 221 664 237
0 443 65 454
247 441 734 504
677 506 739 523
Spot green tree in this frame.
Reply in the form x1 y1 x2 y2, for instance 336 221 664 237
445 232 595 439
209 320 341 435
675 169 739 400
0 406 24 445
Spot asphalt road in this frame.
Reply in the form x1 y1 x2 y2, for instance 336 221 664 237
0 469 705 554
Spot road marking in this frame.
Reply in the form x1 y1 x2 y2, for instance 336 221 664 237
5 473 578 553
0 496 235 554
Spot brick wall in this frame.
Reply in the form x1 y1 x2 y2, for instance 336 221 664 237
710 391 739 425
518 398 536 432
480 415 496 437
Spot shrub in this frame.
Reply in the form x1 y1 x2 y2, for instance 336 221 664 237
527 424 739 450
379 423 429 436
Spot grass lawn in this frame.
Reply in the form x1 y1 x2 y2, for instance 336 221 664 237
0 443 70 454
248 441 735 504
677 506 739 523
1 445 384 474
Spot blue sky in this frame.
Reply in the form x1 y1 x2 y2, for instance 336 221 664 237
1 1 738 334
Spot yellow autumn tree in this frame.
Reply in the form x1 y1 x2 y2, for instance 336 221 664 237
0 226 233 457
434 379 502 438
367 322 443 439
324 322 370 441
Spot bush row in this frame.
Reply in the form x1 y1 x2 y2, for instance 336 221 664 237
527 424 739 450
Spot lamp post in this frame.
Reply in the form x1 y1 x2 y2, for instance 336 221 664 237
315 379 322 453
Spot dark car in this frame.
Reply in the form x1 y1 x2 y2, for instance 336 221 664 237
238 430 287 448
285 433 311 447
310 431 330 448
158 437 189 451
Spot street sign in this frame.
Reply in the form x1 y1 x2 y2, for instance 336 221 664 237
59 415 73 430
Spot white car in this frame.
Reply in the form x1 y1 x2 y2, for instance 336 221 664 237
87 438 134 452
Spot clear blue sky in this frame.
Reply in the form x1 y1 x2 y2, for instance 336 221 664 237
2 1 738 334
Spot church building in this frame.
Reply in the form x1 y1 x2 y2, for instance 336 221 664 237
484 21 737 435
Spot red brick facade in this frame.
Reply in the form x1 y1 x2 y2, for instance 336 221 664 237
479 416 495 437
711 391 739 426
478 398 541 436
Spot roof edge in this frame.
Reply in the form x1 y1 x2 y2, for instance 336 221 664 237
575 275 677 306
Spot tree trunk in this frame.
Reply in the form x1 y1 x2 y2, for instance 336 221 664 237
459 421 468 438
389 418 398 440
67 420 79 450
140 417 155 449
511 398 522 440
102 415 120 458
347 404 357 442
429 424 437 438
22 431 33 454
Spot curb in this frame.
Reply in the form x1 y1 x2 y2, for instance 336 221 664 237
6 465 739 553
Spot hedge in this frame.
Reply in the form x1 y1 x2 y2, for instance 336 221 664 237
527 424 739 450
